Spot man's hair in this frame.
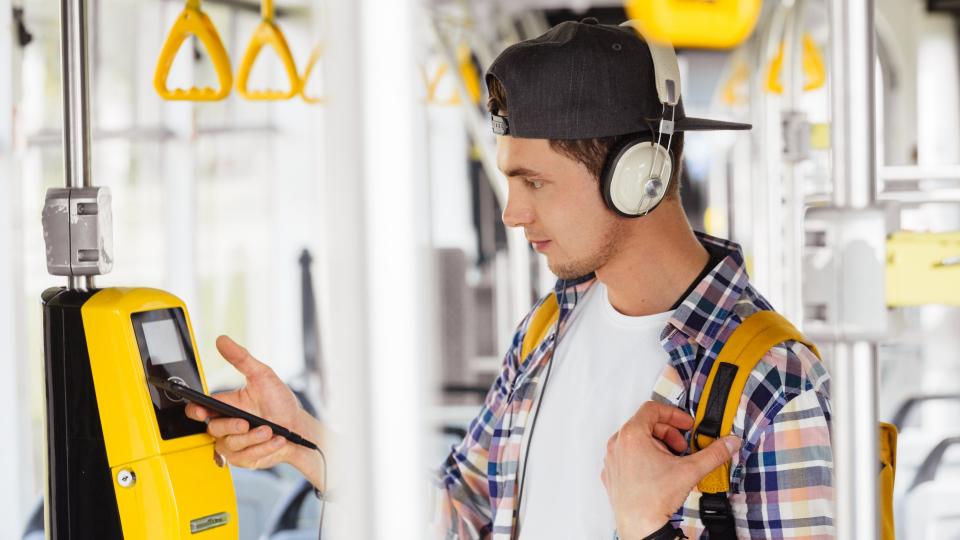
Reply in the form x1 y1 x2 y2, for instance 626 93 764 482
487 76 684 201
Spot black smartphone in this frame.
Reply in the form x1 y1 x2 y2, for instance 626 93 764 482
148 375 318 450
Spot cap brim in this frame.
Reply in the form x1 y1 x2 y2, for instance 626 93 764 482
675 116 752 131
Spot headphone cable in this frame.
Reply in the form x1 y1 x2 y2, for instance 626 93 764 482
511 284 568 539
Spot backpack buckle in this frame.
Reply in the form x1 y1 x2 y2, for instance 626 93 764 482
699 492 736 530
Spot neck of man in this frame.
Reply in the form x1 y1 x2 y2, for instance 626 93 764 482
595 200 709 317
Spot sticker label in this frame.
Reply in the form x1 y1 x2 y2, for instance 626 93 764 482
190 512 230 534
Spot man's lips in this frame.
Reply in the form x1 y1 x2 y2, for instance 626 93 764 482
529 239 551 252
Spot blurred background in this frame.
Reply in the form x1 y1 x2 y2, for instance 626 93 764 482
2 0 960 538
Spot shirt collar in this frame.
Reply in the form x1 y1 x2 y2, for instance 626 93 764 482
552 272 597 323
661 232 751 353
550 232 750 353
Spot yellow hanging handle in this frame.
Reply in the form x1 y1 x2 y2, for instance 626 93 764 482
422 44 481 107
236 0 301 101
422 63 458 106
154 0 233 101
766 34 826 95
300 43 325 104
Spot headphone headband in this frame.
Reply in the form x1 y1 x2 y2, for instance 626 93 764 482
619 20 681 107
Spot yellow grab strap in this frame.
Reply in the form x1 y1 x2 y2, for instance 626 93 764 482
300 43 326 104
766 34 827 95
693 311 818 494
154 0 233 101
236 0 301 101
519 294 559 367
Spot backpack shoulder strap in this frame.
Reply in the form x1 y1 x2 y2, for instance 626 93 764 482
519 293 560 368
692 310 820 538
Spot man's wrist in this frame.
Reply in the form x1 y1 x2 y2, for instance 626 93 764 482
287 441 326 490
287 409 327 490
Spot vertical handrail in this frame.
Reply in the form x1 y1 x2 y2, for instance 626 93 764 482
782 0 806 327
59 0 94 291
829 0 880 538
430 15 534 327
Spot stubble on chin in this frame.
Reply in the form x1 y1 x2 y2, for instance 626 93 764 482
548 220 623 280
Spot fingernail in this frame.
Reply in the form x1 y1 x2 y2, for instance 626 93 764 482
271 437 285 447
257 427 271 439
723 436 741 454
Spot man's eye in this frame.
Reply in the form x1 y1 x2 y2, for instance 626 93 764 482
527 179 544 189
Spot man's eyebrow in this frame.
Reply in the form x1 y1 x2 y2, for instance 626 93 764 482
502 166 544 178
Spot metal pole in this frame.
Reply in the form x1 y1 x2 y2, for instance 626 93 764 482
829 0 879 537
59 0 95 290
782 0 807 327
320 0 372 535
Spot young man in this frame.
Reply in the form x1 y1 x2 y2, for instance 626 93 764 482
435 18 833 539
188 17 833 540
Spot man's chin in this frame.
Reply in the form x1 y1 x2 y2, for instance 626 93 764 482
547 258 596 280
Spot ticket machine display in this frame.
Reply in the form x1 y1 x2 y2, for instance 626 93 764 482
133 308 207 440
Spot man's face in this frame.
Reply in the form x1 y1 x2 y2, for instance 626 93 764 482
497 136 623 279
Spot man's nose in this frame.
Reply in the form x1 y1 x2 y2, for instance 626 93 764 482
502 187 533 228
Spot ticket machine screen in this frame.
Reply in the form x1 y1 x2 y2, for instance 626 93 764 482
132 308 206 440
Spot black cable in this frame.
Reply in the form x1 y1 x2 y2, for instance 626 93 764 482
286 436 326 540
511 282 568 538
301 442 327 540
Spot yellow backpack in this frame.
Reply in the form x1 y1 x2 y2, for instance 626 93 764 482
519 299 897 539
691 310 897 540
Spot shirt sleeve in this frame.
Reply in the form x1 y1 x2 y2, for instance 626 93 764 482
736 386 834 539
733 340 834 539
431 303 536 539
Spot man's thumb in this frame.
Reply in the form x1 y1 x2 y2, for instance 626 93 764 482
688 436 741 479
216 335 268 378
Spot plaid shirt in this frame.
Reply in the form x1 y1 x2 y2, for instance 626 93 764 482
435 233 833 539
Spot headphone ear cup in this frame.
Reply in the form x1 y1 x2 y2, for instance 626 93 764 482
601 140 673 217
600 136 640 215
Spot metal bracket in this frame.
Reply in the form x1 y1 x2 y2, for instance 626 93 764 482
782 111 811 163
802 207 888 341
42 187 113 277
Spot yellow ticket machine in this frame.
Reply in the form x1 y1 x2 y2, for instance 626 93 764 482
42 287 239 539
43 2 240 538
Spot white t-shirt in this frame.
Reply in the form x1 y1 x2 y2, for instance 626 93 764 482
517 281 672 540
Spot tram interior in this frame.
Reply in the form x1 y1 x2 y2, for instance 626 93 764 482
2 0 960 538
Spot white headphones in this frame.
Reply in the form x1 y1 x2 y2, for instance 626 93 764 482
600 21 682 218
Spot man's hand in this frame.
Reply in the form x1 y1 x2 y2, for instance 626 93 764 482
601 401 740 540
185 336 326 489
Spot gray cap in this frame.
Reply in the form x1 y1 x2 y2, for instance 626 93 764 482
486 18 751 139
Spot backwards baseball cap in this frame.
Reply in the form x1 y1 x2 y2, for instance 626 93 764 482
486 18 751 139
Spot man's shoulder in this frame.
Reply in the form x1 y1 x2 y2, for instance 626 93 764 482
731 286 830 399
727 287 831 438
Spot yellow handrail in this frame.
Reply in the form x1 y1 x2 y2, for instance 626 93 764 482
456 44 482 106
236 0 301 101
154 0 233 101
300 43 325 104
